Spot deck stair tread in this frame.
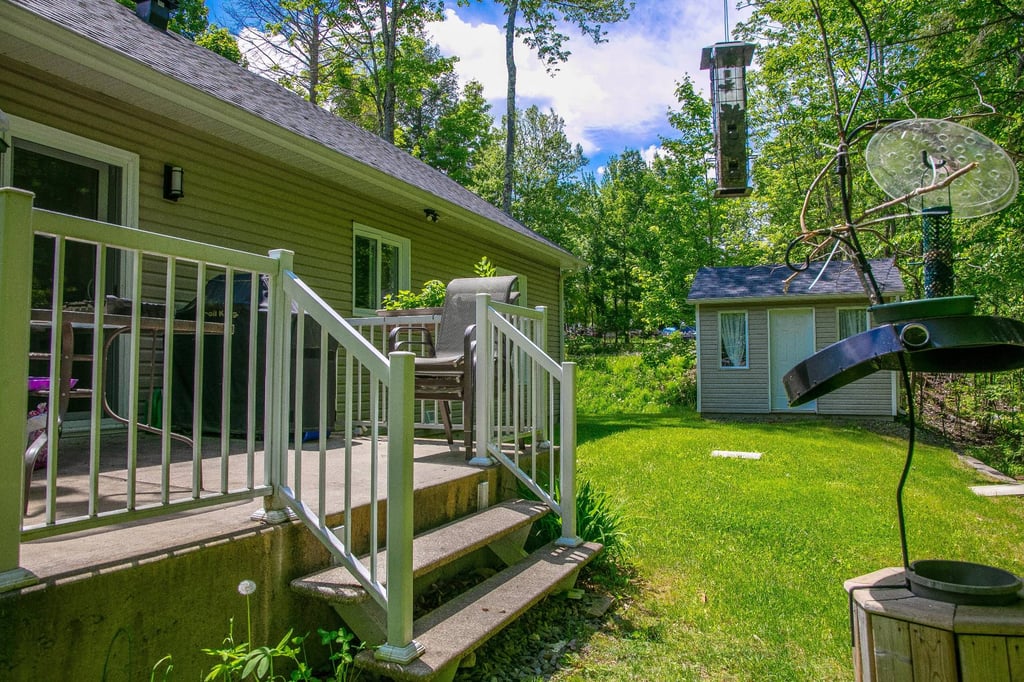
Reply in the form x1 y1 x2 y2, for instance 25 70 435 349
356 540 603 682
291 499 550 603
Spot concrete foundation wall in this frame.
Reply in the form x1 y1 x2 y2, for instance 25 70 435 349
1 465 517 680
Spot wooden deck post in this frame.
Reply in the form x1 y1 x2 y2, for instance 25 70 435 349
0 189 39 591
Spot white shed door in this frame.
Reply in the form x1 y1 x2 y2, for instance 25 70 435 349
769 309 816 411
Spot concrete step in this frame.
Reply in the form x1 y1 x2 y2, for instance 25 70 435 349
355 540 603 682
292 499 551 606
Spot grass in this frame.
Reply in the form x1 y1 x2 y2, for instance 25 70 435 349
549 350 1024 681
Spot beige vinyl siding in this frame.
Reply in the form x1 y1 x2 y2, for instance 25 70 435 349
697 300 895 416
697 305 769 413
2 57 565 361
814 303 895 416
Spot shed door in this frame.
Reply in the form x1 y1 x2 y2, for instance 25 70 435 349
769 309 816 411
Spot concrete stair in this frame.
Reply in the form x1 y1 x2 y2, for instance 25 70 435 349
291 498 602 682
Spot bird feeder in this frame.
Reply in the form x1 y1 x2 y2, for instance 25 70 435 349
700 41 755 198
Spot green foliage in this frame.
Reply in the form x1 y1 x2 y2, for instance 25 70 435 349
380 279 446 310
526 477 631 571
408 80 498 186
197 26 246 64
473 255 496 278
573 337 696 413
155 580 361 681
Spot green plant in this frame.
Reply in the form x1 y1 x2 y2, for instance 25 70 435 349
150 580 362 681
380 279 446 311
525 477 631 570
473 255 497 278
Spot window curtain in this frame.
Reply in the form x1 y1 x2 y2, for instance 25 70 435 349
720 313 747 367
839 309 867 339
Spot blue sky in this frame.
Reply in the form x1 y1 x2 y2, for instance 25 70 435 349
206 1 750 175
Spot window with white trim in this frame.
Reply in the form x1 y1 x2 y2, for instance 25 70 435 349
352 223 410 314
719 311 748 368
838 307 869 339
4 116 140 306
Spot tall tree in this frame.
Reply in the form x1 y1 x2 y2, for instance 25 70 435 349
227 0 341 103
460 0 632 214
117 0 244 62
471 105 586 243
329 1 444 142
406 80 499 186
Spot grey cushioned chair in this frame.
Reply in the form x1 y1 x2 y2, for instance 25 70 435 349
388 275 518 455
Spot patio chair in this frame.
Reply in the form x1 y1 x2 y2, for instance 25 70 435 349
24 320 76 514
388 275 518 455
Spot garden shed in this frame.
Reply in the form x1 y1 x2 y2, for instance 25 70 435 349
686 258 906 416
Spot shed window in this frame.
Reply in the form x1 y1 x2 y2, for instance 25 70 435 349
838 308 869 339
353 224 410 314
720 311 748 368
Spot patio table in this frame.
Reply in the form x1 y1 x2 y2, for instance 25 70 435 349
30 303 226 448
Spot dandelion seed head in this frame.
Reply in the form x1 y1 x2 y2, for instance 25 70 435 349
238 579 257 596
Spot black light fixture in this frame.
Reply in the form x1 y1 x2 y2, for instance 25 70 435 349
700 41 756 198
163 165 184 201
423 208 439 223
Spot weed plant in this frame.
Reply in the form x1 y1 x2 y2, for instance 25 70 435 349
151 581 362 682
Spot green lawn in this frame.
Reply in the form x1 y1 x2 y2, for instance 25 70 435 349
552 353 1024 681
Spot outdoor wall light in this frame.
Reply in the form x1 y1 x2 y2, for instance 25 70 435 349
164 164 184 201
423 208 439 223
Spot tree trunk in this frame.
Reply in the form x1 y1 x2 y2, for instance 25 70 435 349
380 0 399 143
503 0 519 215
308 8 321 103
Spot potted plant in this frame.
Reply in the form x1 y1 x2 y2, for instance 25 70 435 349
376 258 497 316
377 279 447 317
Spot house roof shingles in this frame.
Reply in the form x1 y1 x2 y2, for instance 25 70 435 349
4 0 573 262
686 258 906 303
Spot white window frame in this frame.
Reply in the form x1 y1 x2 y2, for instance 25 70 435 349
352 222 410 316
5 116 140 421
719 310 749 369
837 306 869 340
2 115 140 228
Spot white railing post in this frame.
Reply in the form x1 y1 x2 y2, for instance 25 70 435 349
470 293 495 466
556 361 582 547
376 351 425 664
252 248 295 524
533 306 548 443
0 189 39 591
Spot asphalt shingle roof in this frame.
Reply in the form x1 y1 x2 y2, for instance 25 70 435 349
7 0 570 258
686 258 906 302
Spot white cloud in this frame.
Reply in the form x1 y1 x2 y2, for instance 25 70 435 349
640 144 664 166
426 4 748 158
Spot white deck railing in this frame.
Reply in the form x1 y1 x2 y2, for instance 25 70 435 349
347 314 450 431
474 294 580 546
0 188 421 659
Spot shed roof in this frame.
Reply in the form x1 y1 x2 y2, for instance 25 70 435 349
2 0 579 267
686 258 905 304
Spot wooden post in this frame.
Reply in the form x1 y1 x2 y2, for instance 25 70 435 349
0 188 39 591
